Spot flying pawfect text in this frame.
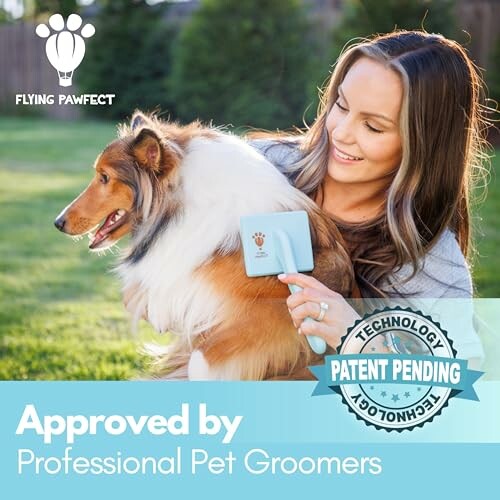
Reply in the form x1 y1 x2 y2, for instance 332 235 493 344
15 94 116 106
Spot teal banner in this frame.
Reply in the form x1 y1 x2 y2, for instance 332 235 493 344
1 382 499 500
310 354 484 400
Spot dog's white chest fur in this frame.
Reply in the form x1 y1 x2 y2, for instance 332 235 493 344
118 134 310 338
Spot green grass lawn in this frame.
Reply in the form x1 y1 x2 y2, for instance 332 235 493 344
0 116 164 380
472 151 500 297
0 116 498 380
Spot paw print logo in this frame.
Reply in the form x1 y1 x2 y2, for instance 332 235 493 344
252 232 266 249
36 13 95 87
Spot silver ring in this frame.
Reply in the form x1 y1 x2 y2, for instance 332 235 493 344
316 302 329 322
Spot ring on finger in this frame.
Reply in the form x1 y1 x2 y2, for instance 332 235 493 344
316 301 329 322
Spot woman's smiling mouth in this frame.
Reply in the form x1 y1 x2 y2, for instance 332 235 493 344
332 145 363 163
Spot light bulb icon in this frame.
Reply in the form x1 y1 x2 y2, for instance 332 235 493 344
36 13 95 87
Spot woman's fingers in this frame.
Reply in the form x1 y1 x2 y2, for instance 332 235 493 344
278 273 357 351
286 287 323 310
290 300 325 325
299 319 339 348
278 272 333 294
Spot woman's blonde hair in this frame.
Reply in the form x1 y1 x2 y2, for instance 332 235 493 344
281 30 491 296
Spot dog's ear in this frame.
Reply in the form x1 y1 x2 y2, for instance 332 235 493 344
131 110 146 130
132 128 163 172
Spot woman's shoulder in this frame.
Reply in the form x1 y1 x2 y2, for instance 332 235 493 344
386 229 473 298
246 136 304 171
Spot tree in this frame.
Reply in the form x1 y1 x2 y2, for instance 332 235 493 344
20 0 79 21
78 0 176 120
486 36 500 115
168 0 315 130
0 7 12 23
330 0 459 62
33 1 78 18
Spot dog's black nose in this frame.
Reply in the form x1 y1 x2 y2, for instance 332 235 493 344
54 216 66 231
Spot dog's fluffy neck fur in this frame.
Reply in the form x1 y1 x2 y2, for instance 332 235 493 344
117 131 314 339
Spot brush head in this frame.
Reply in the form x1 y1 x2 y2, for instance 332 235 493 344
240 211 314 277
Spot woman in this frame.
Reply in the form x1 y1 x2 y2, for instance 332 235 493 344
249 31 490 362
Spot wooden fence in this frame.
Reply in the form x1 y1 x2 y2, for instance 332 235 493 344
456 0 500 68
0 22 80 119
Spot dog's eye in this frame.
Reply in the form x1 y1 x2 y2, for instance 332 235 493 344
100 173 110 184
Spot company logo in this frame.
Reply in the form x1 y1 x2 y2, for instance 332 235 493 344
35 13 95 87
310 307 483 431
252 232 266 249
251 232 269 259
15 13 114 108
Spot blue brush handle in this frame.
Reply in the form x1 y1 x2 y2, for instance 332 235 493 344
274 230 327 355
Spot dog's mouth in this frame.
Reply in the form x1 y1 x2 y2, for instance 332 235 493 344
89 209 128 250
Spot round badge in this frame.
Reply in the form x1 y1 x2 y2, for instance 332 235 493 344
336 307 457 432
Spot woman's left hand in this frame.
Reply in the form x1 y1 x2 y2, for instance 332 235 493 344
278 272 360 350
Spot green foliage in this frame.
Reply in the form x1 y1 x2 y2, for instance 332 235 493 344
331 0 459 60
486 36 500 112
168 0 315 130
473 150 500 298
78 0 176 120
0 6 13 23
32 0 79 18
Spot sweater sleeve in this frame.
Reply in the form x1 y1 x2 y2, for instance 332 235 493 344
384 229 472 299
383 230 483 365
246 138 304 178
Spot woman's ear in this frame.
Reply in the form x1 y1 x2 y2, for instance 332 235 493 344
132 128 163 173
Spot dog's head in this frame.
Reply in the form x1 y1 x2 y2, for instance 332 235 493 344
54 111 183 251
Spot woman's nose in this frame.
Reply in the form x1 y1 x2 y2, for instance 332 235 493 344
331 116 355 144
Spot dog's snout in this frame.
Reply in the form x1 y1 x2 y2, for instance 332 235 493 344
54 215 66 232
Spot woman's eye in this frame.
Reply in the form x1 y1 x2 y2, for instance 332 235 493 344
335 101 348 112
365 122 383 134
100 173 110 184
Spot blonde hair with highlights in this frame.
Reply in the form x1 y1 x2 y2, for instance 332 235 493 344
282 30 491 296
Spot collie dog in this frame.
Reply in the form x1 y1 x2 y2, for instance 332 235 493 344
54 111 355 380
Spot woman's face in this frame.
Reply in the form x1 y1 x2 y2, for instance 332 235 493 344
325 56 403 188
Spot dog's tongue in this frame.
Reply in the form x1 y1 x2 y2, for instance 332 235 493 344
89 211 118 248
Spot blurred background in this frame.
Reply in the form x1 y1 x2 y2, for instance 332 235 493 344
0 0 498 379
2 0 500 126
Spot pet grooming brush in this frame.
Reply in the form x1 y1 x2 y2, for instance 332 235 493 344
240 210 327 355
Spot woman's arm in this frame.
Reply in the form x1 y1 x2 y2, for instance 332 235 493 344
383 228 472 299
383 230 483 367
277 231 483 364
246 137 303 178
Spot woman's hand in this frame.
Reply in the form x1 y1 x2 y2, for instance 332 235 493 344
278 272 360 351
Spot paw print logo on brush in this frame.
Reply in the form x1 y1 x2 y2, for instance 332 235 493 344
252 232 266 249
36 13 95 87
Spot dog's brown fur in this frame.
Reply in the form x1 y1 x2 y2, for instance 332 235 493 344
55 111 356 380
